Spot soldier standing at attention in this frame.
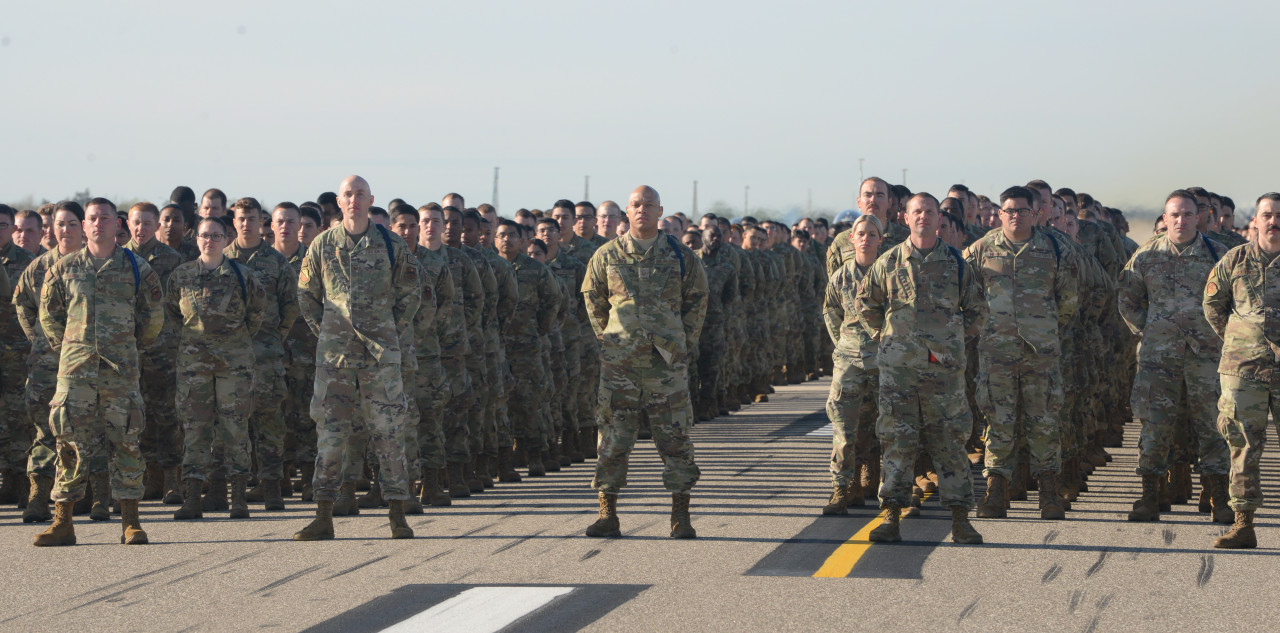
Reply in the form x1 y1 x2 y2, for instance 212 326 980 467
1202 192 1280 549
158 203 200 263
856 192 985 545
967 186 1078 520
1118 190 1231 523
827 177 909 274
34 197 164 547
582 185 708 539
294 175 420 541
272 202 318 500
0 204 36 507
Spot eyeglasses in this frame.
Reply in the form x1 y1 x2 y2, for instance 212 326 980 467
197 233 226 241
999 208 1034 216
576 215 595 220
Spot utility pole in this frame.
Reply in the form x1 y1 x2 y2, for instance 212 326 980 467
807 188 812 215
859 158 865 182
902 168 907 186
744 186 750 217
492 167 499 212
692 180 698 214
584 175 589 201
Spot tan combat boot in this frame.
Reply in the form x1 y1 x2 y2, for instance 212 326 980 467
497 448 522 483
671 493 696 538
421 468 451 507
527 451 547 478
332 481 360 515
1213 509 1256 549
403 483 424 515
1197 472 1212 513
294 501 335 541
1009 463 1029 502
446 462 472 497
1039 472 1066 520
862 461 880 500
1157 473 1172 512
202 476 228 511
162 466 183 505
950 506 983 544
33 500 76 546
976 475 1008 518
173 479 204 520
23 474 54 523
261 479 285 511
585 492 621 537
475 455 495 489
563 429 585 463
357 479 385 508
868 505 902 542
545 443 564 472
229 475 250 519
1127 474 1160 522
387 500 414 539
299 463 315 502
89 472 112 521
580 427 598 460
1208 474 1234 524
120 499 148 545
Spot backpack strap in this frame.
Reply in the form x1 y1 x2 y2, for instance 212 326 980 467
1201 233 1221 262
665 234 686 279
123 248 140 290
946 244 965 290
375 224 395 269
1044 231 1061 266
229 260 247 303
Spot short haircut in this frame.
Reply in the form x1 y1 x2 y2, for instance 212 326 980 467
55 201 85 221
462 210 484 226
552 199 575 212
1025 179 1051 194
790 228 810 241
1053 187 1076 201
230 197 263 216
948 184 970 195
890 184 912 202
1222 196 1235 210
86 197 117 213
477 203 496 215
442 192 465 206
1185 187 1208 199
202 188 228 207
1255 192 1280 206
1165 189 1198 208
129 202 160 220
317 191 338 206
299 206 323 226
170 186 195 206
939 197 965 216
497 218 521 231
0 204 15 222
907 192 940 209
16 209 42 228
273 201 299 213
391 206 419 222
576 201 596 213
941 211 965 231
529 238 548 255
862 176 890 192
441 205 462 219
37 203 56 218
299 201 321 212
1076 193 1096 208
536 217 561 231
422 202 443 213
814 217 829 228
1000 186 1035 208
369 206 390 219
514 208 533 220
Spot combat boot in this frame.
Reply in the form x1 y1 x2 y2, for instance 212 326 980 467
162 466 183 505
580 428 598 459
861 461 880 500
475 455 495 489
120 499 148 545
868 505 902 542
671 493 696 538
23 474 54 523
950 506 983 544
261 479 285 511
245 479 265 502
173 479 204 520
1213 509 1256 549
1038 472 1066 520
1009 463 1029 501
293 501 335 541
387 499 414 539
546 442 564 472
333 481 360 515
821 483 862 516
527 451 547 477
1171 463 1190 504
976 475 1008 518
903 486 923 517
1209 474 1234 524
403 485 424 515
229 475 250 519
1157 474 1172 512
89 472 111 521
358 479 386 508
1198 472 1212 513
0 468 18 504
202 476 228 511
421 468 451 507
33 500 76 547
1062 458 1081 503
299 463 315 502
586 492 621 537
1127 474 1160 522
466 459 485 492
281 462 294 498
446 462 472 497
73 482 93 516
497 447 522 483
143 463 164 500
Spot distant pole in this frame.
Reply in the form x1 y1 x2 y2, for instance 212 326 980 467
744 186 750 216
492 167 500 212
858 158 865 182
807 188 812 215
693 180 698 214
584 175 590 200
902 168 907 186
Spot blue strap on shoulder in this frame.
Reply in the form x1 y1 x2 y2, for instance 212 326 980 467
123 248 140 290
946 244 965 289
229 260 247 303
1202 234 1220 262
376 224 395 268
665 234 685 278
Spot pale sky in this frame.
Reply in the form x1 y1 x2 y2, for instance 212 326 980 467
3 1 1277 221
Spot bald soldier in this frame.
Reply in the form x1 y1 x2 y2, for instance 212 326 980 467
294 176 420 541
583 186 708 539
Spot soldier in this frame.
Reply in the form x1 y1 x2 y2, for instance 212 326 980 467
273 202 319 500
828 177 908 274
224 198 298 511
695 225 737 421
966 186 1077 520
596 200 623 243
1119 190 1230 523
582 185 708 539
293 175 420 541
537 217 589 462
15 209 44 256
14 202 85 523
0 204 36 508
34 197 164 547
159 203 200 262
166 217 265 520
822 215 883 514
856 192 985 545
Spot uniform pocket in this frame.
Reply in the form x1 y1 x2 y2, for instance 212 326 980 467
1216 399 1246 449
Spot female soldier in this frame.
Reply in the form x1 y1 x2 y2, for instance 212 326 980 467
168 217 266 520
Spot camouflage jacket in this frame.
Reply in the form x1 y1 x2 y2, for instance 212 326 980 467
826 219 909 274
726 243 753 324
965 229 1077 358
412 244 455 362
1118 232 1223 361
583 232 708 366
697 245 738 325
298 224 420 368
478 246 518 344
1210 230 1247 250
1203 242 1280 383
857 240 985 371
461 244 497 340
563 234 601 265
39 246 164 380
824 260 876 369
14 249 65 373
746 247 780 323
0 240 34 350
225 241 298 359
281 245 317 367
1077 219 1121 280
505 253 558 352
127 237 183 346
164 257 266 373
547 249 587 341
435 244 479 393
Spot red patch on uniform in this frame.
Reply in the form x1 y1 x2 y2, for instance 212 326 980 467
929 351 938 363
1206 281 1218 295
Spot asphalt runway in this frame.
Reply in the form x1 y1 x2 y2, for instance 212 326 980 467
2 377 1279 633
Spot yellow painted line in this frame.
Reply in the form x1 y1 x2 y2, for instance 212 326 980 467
812 492 934 578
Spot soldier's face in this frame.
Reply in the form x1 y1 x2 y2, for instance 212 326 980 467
904 197 940 241
495 225 520 258
392 214 419 249
1163 197 1198 244
159 207 185 244
999 197 1035 240
626 191 662 235
128 209 159 244
853 223 882 256
234 208 262 244
461 219 481 248
53 211 84 252
529 244 546 262
84 204 119 246
300 217 320 246
574 207 596 238
339 179 374 224
683 233 702 250
422 210 444 246
703 227 721 251
1062 214 1078 239
443 212 463 246
1256 200 1280 251
598 205 621 237
0 214 12 247
535 223 559 249
199 195 226 218
553 208 575 235
272 208 301 245
1220 207 1236 231
858 181 888 217
14 216 41 253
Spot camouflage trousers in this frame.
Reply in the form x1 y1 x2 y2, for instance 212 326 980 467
508 343 547 449
178 367 253 480
341 361 424 483
561 336 583 435
414 356 450 470
283 359 317 464
25 357 59 479
481 348 503 457
579 336 600 431
0 347 31 470
495 346 514 446
978 353 1062 479
251 361 288 480
697 322 726 411
1132 348 1227 476
826 349 878 487
593 348 700 494
464 354 487 458
877 364 974 509
1216 374 1280 512
311 363 411 501
441 356 472 464
49 373 146 502
138 344 181 467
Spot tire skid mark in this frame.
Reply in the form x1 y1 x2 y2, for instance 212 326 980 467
254 564 324 596
72 560 192 598
1041 563 1062 584
491 529 546 554
1043 530 1059 545
59 581 155 614
323 555 390 581
1163 529 1175 546
169 550 265 585
580 548 601 561
399 550 450 572
1067 589 1084 614
956 597 980 624
1085 550 1108 578
1197 554 1214 588
453 522 498 539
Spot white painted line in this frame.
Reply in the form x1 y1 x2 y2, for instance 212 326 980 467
807 423 833 437
378 586 575 633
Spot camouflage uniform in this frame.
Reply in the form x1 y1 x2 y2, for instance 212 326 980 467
504 253 559 448
165 258 266 479
1203 242 1280 512
565 235 603 435
14 250 65 480
460 245 498 460
824 260 878 487
478 247 517 452
965 229 1077 479
127 237 183 469
40 247 164 501
298 224 420 502
411 244 455 470
547 249 587 441
282 246 318 468
0 242 34 474
225 242 298 482
439 245 482 465
857 241 985 509
695 244 737 417
583 233 707 493
826 219 908 275
1118 233 1228 477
